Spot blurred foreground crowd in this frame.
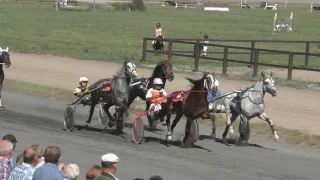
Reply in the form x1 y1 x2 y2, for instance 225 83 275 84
0 134 163 180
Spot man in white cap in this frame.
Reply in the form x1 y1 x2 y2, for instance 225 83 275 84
94 153 119 180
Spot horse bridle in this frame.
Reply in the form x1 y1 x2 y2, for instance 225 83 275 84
204 73 217 95
161 61 173 81
0 51 10 68
241 77 275 105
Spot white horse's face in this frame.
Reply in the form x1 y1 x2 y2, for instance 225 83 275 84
204 72 217 95
262 72 277 97
126 61 138 78
0 47 11 68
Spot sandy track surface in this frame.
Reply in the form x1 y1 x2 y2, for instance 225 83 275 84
1 90 320 180
3 53 320 135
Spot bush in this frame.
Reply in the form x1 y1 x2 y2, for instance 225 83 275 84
112 2 131 11
112 0 146 12
131 0 146 11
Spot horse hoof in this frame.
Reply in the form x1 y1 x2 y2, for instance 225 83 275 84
211 131 216 139
166 135 172 141
229 126 235 134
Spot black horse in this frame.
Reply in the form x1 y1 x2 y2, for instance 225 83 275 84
127 60 174 127
0 47 11 109
152 35 164 55
84 57 138 133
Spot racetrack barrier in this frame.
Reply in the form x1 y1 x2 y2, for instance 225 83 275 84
141 38 320 80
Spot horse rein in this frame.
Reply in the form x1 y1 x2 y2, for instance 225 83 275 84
240 77 275 105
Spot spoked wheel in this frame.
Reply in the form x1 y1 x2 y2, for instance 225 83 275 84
132 116 144 144
239 119 251 142
187 118 200 143
64 105 76 132
98 103 109 128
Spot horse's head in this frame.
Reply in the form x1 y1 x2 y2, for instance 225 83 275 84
261 72 277 97
0 47 11 68
125 56 138 78
203 72 218 96
161 60 174 81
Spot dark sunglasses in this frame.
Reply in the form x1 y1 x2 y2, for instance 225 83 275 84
82 81 88 83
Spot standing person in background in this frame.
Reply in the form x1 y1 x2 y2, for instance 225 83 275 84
2 134 18 170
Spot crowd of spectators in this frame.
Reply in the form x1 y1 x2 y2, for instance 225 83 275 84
0 134 163 180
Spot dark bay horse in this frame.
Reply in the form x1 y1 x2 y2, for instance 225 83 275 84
0 47 11 109
84 58 138 133
164 72 217 148
152 35 164 55
127 60 174 128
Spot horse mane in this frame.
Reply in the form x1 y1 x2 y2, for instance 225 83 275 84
185 75 205 90
151 61 163 77
87 58 130 90
113 58 130 79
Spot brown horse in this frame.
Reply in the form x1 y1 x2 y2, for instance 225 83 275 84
164 72 218 148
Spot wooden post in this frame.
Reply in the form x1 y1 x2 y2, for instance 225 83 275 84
168 40 173 62
223 46 228 75
194 41 200 72
141 38 147 62
253 49 259 77
287 52 294 80
249 42 255 68
305 42 310 67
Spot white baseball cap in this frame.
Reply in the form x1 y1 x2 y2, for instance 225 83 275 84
101 153 119 163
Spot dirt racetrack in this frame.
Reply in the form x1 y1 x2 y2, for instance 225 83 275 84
4 52 320 135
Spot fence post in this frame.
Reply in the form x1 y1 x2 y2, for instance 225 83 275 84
249 42 255 68
194 41 200 72
287 52 294 80
305 42 310 67
223 46 228 75
141 38 147 62
253 49 259 77
168 40 173 62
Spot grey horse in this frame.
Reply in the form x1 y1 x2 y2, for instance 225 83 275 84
85 57 137 133
209 72 278 143
0 47 11 110
219 72 279 143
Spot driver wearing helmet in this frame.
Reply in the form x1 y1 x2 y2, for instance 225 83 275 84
74 77 91 105
146 78 167 113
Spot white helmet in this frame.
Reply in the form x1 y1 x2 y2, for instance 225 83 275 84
153 78 163 85
214 79 219 87
79 77 88 82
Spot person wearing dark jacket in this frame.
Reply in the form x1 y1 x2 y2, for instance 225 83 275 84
94 153 119 180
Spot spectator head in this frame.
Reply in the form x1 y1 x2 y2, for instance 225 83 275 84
0 140 13 159
86 165 102 180
43 146 61 165
149 176 163 180
16 144 44 167
23 146 40 166
30 144 44 157
101 153 119 174
62 164 80 180
2 134 17 151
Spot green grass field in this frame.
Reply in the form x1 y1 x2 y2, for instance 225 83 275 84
1 1 320 71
